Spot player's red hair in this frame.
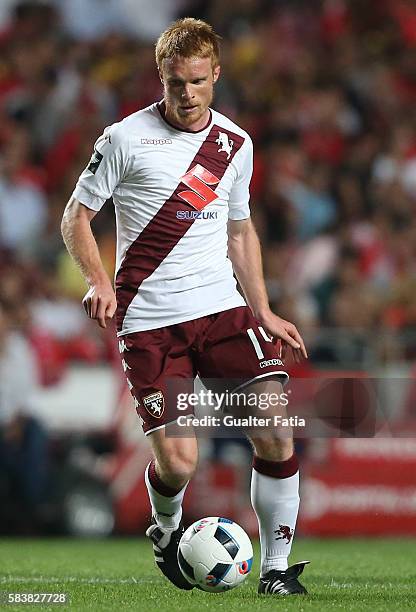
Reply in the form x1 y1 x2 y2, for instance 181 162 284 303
155 17 221 70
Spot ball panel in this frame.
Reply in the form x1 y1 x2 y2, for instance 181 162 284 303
225 524 253 562
193 531 234 564
213 525 239 559
178 517 253 592
177 548 195 582
199 562 235 592
194 561 213 585
199 525 219 542
222 563 239 586
237 557 253 575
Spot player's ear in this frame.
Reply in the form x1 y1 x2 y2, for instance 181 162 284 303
158 64 165 84
213 64 221 83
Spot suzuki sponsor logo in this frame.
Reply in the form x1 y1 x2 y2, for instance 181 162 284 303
259 358 284 368
176 210 218 220
178 164 220 210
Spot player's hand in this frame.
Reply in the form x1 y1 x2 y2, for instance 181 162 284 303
82 282 117 329
259 312 308 363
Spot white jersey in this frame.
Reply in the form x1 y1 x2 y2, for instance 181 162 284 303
72 102 253 335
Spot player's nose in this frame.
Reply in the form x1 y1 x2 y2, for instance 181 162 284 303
181 85 194 100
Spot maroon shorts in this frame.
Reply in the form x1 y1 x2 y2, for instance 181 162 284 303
118 306 288 435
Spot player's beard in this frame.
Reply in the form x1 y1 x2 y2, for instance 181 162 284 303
177 105 204 127
167 90 213 130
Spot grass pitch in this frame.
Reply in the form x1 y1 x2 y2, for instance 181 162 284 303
1 538 415 611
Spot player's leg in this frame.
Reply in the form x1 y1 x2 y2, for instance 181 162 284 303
145 427 198 530
145 428 198 590
196 307 308 595
118 324 197 589
247 379 299 573
245 379 307 594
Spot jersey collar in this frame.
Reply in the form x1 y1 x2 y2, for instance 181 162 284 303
157 101 212 134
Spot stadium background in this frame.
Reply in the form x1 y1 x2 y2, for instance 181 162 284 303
1 0 416 540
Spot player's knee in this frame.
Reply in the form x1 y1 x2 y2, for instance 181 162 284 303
252 436 294 462
158 449 198 485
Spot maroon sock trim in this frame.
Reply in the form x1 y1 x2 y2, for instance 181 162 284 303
147 460 183 497
252 453 299 478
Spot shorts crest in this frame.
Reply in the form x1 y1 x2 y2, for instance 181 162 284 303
143 390 165 418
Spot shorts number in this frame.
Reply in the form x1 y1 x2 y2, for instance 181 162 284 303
247 327 273 360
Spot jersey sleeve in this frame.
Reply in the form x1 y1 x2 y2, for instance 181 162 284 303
228 136 253 220
72 123 129 211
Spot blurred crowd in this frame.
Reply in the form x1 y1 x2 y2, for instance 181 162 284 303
1 0 416 402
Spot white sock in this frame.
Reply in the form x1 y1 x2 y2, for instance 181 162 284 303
144 462 188 530
251 467 300 575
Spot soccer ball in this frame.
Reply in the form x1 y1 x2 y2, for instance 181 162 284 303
178 517 253 592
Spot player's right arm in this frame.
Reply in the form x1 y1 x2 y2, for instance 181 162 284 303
61 197 116 329
62 121 129 328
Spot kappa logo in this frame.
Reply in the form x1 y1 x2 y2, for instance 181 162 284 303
118 339 129 353
259 358 284 368
216 132 234 159
121 358 131 372
141 138 172 145
143 390 165 418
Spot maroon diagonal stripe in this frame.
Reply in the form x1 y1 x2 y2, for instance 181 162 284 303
115 124 245 331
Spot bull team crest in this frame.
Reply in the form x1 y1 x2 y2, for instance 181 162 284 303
274 524 294 543
143 390 165 418
216 131 234 159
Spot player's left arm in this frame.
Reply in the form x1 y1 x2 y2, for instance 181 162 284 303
227 218 307 361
